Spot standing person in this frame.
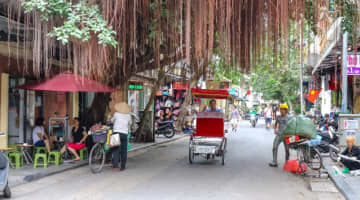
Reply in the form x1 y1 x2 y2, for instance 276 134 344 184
111 102 132 171
231 106 240 132
264 104 273 129
60 117 88 161
32 117 51 153
269 104 290 167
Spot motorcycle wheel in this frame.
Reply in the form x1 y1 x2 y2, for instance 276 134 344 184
165 127 175 138
329 147 339 162
252 121 256 128
4 182 11 198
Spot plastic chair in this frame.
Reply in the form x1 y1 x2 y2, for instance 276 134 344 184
33 153 48 168
79 147 88 160
8 151 24 168
48 151 62 166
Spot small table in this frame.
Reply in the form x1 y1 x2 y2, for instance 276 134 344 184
0 148 15 168
16 144 34 164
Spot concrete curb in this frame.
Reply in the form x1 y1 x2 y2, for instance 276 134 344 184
13 135 188 187
323 162 358 200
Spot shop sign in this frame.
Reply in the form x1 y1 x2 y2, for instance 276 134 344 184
173 81 189 90
128 82 143 90
347 54 360 75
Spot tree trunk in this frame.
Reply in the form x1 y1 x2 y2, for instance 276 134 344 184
135 69 165 142
174 77 200 131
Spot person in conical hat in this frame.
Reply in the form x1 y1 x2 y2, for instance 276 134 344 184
111 102 131 171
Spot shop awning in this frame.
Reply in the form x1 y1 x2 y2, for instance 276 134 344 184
191 88 231 99
17 71 115 92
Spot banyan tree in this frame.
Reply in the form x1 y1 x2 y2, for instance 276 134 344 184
2 0 357 140
3 0 326 79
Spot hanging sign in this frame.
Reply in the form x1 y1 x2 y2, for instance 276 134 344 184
347 54 360 75
128 82 143 90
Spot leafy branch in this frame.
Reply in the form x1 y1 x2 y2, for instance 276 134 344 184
22 0 118 47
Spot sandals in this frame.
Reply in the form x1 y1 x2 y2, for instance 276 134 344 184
73 158 80 161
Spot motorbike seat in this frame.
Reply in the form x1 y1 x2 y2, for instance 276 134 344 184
158 121 172 126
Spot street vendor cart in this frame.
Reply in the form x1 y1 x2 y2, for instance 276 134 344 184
189 89 231 165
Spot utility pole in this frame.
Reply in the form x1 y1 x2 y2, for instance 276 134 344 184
341 32 348 113
300 32 304 114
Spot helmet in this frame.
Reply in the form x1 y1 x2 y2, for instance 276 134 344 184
280 104 289 110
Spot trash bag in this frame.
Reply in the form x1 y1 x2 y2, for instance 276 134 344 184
283 159 307 174
281 115 317 139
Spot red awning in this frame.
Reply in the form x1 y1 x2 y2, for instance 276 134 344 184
191 88 231 99
17 71 115 92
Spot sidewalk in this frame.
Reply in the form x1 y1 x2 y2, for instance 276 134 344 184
9 134 187 187
323 158 360 200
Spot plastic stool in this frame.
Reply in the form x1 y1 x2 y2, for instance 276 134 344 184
33 153 48 168
127 135 131 151
8 152 24 168
33 147 47 157
79 147 88 160
48 151 62 166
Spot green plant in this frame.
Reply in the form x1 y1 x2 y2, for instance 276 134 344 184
22 0 117 47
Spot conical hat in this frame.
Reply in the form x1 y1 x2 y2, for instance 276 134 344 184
114 102 131 114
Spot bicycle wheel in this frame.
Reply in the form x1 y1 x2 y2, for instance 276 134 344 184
89 143 106 173
308 147 323 170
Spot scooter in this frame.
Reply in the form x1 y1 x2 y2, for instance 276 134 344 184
156 120 175 138
250 114 257 128
0 150 11 198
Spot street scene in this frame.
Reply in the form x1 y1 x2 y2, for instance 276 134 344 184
10 121 344 200
0 0 360 200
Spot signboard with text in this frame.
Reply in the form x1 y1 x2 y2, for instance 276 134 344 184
128 81 143 90
347 54 360 75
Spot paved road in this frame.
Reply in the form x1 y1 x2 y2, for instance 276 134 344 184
11 120 344 200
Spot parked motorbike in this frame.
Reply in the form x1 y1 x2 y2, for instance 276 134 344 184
130 113 140 138
156 120 175 138
250 114 257 128
0 149 11 198
316 126 340 162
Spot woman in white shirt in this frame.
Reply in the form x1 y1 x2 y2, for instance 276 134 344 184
111 102 132 171
32 117 51 152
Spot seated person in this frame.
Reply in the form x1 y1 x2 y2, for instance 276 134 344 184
61 117 88 161
205 99 222 113
32 117 51 153
339 136 360 171
164 107 172 121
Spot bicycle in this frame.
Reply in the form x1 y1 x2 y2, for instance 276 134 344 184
286 135 323 174
89 129 108 173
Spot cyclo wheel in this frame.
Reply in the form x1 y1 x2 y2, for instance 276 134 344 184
189 140 194 164
221 138 226 166
89 143 106 173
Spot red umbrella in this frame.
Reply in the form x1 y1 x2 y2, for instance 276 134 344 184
17 71 115 92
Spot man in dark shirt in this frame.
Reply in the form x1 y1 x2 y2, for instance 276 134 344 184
340 136 360 171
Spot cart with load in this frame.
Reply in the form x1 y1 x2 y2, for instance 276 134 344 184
189 89 231 165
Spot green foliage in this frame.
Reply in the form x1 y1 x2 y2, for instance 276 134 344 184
210 56 242 85
22 0 118 47
340 0 359 44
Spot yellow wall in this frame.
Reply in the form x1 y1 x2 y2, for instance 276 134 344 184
0 73 8 148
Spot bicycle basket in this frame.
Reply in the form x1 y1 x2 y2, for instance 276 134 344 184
92 130 108 143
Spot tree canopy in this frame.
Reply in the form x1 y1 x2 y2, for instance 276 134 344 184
4 0 358 85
